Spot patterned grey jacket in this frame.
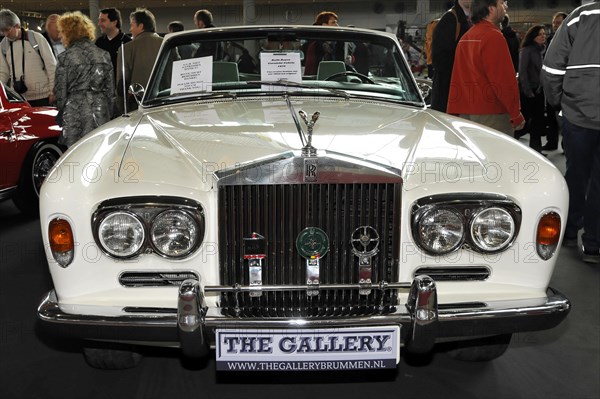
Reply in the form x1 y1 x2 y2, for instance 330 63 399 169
54 38 115 147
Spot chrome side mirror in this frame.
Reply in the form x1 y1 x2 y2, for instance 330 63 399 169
417 82 431 102
415 79 432 106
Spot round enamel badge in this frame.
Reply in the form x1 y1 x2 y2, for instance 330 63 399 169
296 227 329 259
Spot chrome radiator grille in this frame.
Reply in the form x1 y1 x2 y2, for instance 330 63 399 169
218 183 401 317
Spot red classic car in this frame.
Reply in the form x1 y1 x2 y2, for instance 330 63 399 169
0 82 63 214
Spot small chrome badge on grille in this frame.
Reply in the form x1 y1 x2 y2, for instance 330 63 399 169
350 226 380 295
296 227 329 297
243 233 266 297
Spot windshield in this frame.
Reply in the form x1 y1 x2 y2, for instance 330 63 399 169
144 26 423 106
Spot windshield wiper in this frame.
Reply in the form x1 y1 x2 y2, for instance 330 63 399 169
247 80 349 99
145 91 237 106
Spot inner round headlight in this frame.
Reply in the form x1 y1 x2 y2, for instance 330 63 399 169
151 210 200 258
470 207 515 251
417 208 464 254
98 211 145 257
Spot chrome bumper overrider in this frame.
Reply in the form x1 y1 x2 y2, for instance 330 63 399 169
37 276 570 357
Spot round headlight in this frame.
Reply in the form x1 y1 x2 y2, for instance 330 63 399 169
417 208 464 254
98 212 145 257
151 210 200 258
470 207 515 251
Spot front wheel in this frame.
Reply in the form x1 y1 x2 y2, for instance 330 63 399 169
445 334 512 362
13 141 63 215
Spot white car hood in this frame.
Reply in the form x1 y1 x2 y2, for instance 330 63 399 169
123 98 550 192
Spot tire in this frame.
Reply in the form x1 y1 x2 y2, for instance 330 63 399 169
83 343 143 370
13 141 63 215
445 334 512 362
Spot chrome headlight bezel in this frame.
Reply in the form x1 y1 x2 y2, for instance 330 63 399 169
92 197 205 260
411 194 521 256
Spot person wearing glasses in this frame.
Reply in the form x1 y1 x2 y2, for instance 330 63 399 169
0 9 57 106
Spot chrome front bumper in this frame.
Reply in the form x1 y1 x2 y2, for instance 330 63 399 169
37 276 571 357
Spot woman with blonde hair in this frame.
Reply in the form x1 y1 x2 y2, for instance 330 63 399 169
54 11 115 147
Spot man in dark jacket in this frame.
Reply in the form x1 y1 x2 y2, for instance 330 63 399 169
542 11 567 151
501 14 519 72
96 8 131 84
193 9 222 59
542 1 600 263
430 0 472 112
116 8 162 114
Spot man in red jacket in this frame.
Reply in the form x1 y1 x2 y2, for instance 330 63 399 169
447 0 524 136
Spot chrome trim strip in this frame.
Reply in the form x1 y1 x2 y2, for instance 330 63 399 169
204 282 411 293
413 266 491 282
37 290 177 328
123 307 177 313
437 288 570 321
0 186 18 201
119 271 200 287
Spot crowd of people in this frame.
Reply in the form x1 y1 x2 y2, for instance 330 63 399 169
424 2 573 152
1 2 598 263
0 7 219 144
426 0 599 264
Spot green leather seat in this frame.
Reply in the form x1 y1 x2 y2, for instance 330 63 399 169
213 62 240 83
317 61 346 80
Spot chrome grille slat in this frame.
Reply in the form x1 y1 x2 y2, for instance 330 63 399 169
414 267 491 281
218 183 401 317
119 272 199 287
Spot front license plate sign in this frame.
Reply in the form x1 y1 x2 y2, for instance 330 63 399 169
216 326 400 371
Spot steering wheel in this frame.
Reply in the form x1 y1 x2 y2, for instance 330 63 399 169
324 71 374 84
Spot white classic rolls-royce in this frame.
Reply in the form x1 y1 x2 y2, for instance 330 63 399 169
37 25 570 371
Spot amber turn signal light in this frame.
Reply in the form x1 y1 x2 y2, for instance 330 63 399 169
537 212 561 246
48 218 74 267
536 212 561 261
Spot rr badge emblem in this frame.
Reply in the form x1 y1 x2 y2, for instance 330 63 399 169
304 158 318 182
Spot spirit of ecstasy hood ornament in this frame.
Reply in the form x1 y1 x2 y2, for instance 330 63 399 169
298 110 320 157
